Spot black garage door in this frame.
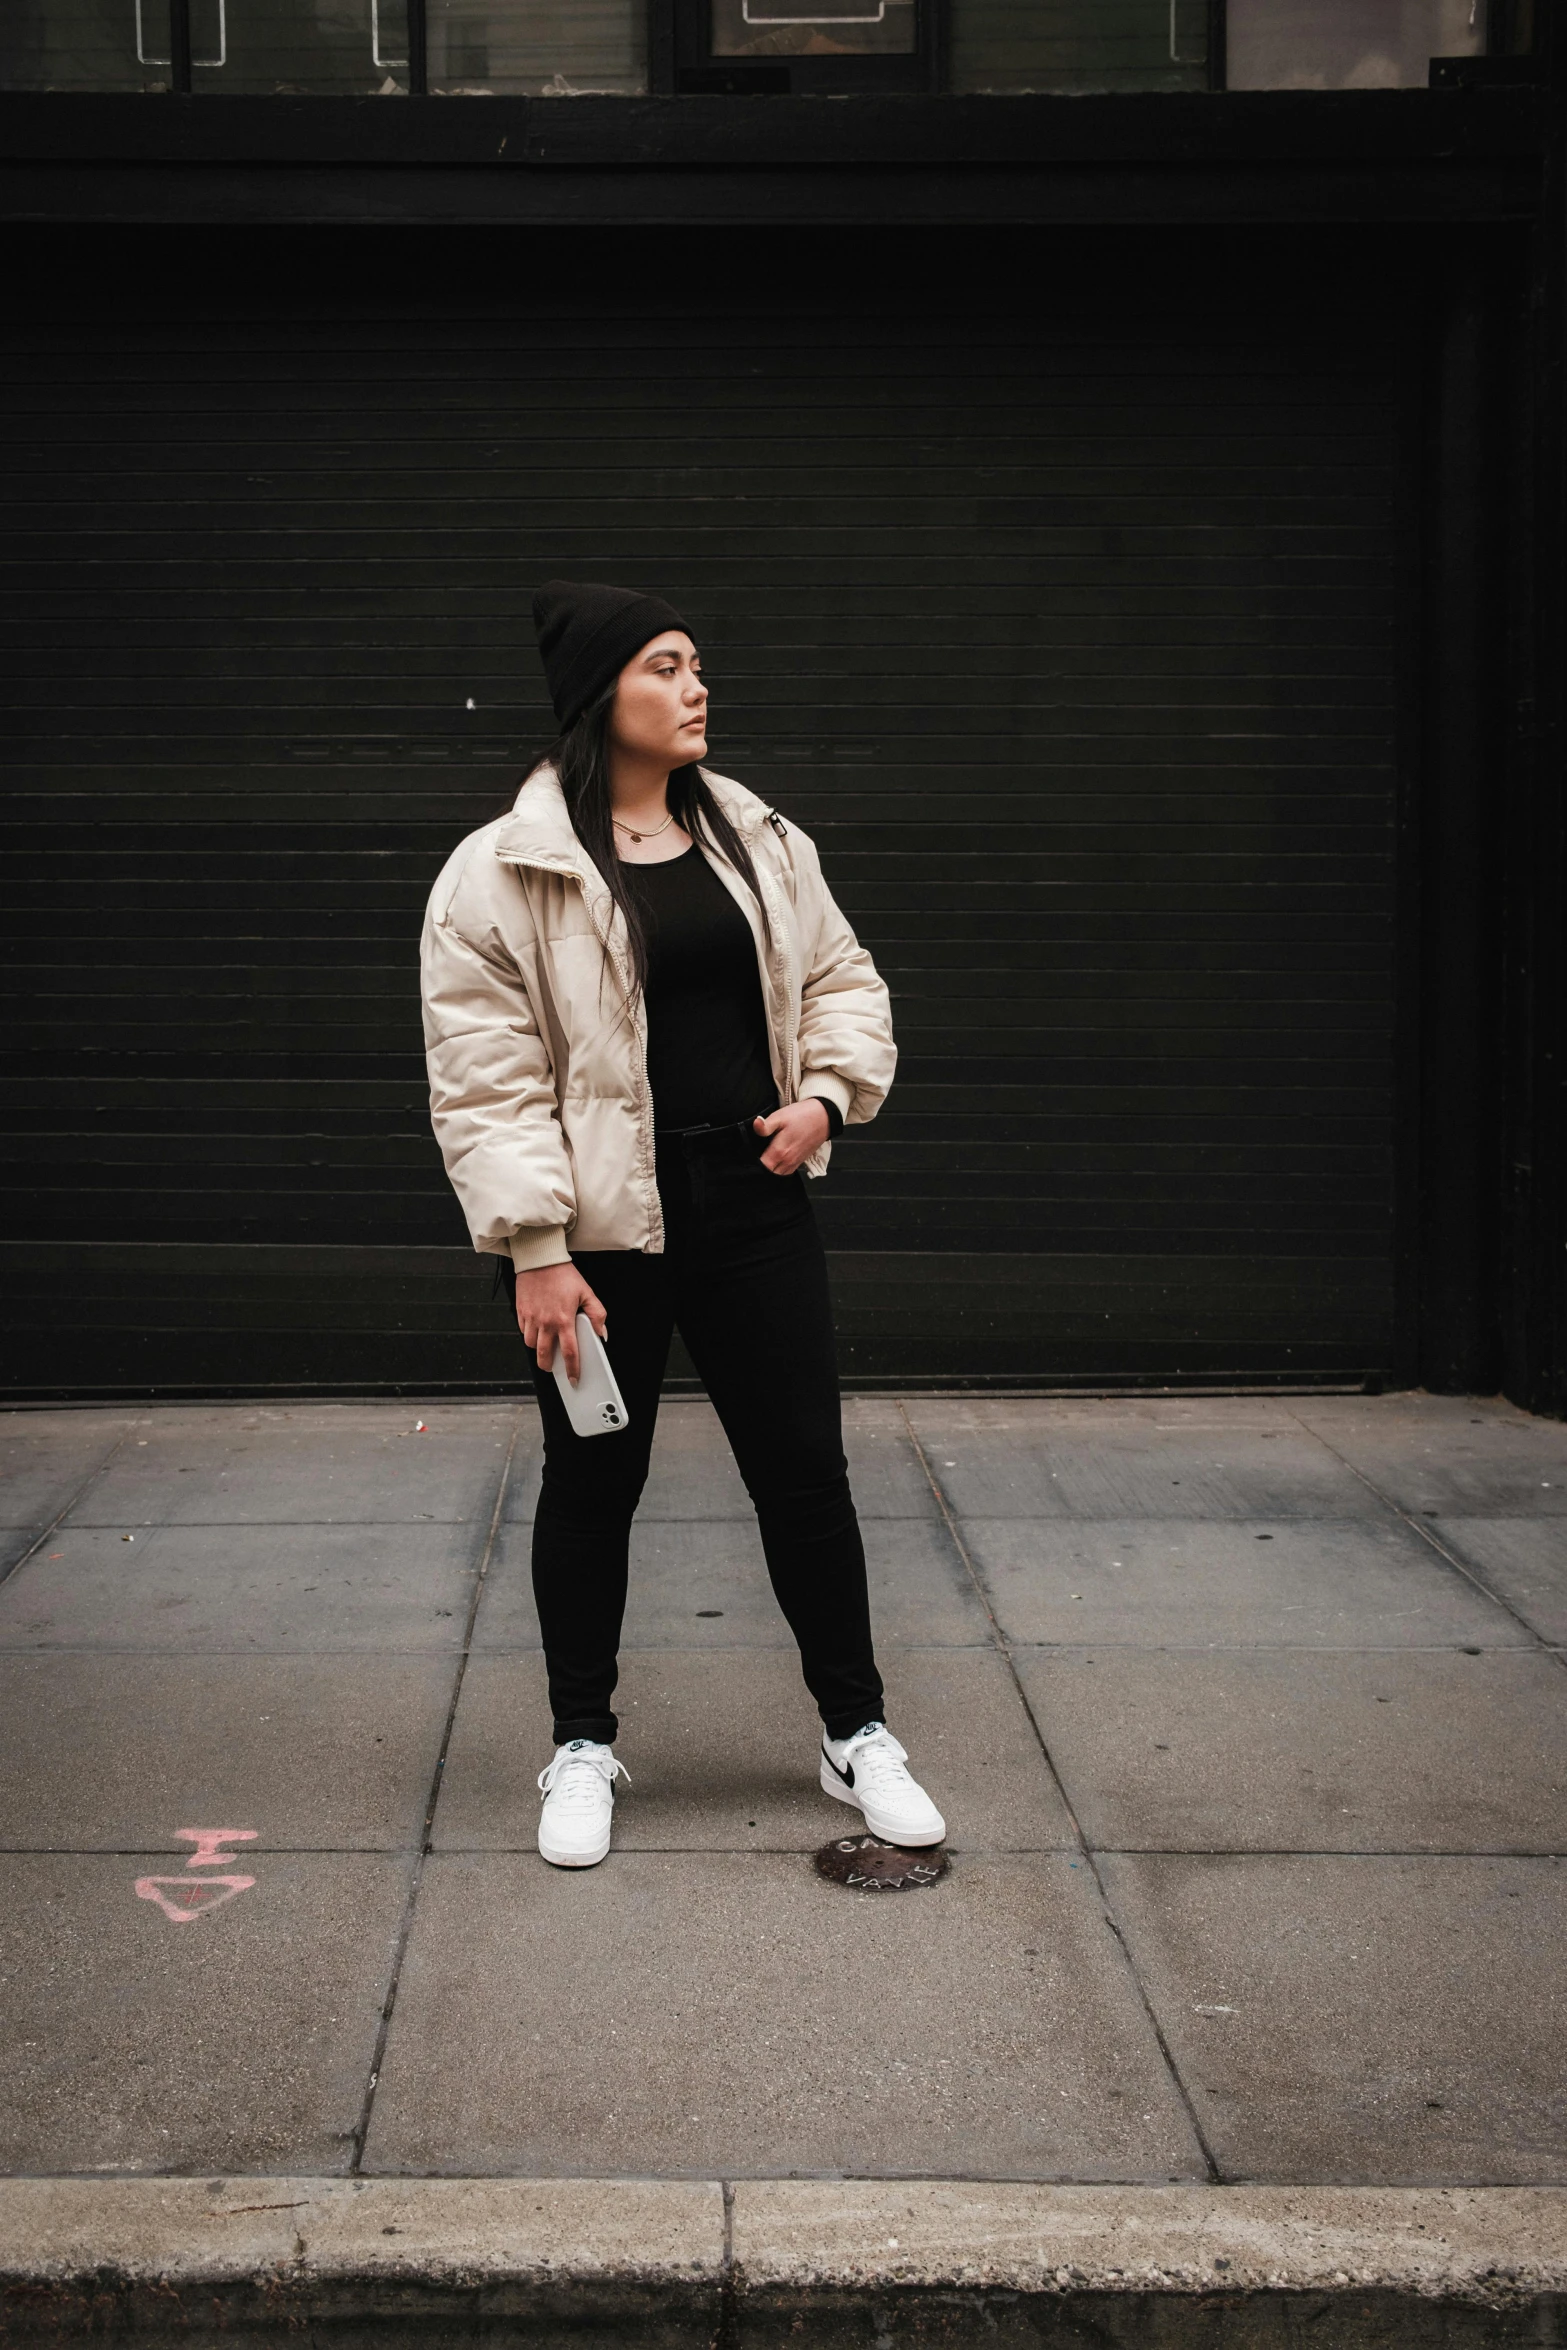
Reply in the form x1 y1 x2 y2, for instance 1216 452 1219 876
2 232 1402 1395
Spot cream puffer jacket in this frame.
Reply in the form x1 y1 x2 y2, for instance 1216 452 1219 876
420 765 897 1270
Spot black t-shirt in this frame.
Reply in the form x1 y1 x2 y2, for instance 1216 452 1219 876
622 845 780 1132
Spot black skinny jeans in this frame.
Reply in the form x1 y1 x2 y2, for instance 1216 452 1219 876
509 1122 884 1747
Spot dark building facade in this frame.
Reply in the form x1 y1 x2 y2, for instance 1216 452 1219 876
2 4 1563 1412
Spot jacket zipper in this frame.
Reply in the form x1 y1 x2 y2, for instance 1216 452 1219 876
693 815 796 1110
496 848 663 1251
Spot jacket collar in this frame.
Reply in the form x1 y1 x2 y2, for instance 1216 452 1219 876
493 763 773 879
493 766 587 877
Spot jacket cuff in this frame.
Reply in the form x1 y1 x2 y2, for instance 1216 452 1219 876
801 1070 853 1125
508 1226 572 1272
804 1093 845 1140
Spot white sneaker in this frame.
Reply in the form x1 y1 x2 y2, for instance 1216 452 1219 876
819 1721 945 1847
537 1739 628 1868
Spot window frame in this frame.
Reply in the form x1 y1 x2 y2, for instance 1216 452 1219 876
16 0 1542 99
651 0 943 93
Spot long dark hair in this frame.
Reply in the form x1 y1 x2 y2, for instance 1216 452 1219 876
521 681 773 997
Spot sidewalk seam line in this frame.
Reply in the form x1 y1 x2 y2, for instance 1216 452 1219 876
9 2169 1567 2189
0 1426 136 1600
1 1844 1562 1861
1284 1409 1567 1674
1 1641 1549 1659
716 2179 740 2347
347 1406 526 2173
895 1400 1222 2188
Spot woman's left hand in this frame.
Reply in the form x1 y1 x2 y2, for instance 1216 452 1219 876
753 1099 831 1175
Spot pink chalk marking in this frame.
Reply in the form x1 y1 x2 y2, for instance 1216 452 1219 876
175 1827 259 1869
135 1873 255 1923
134 1828 261 1921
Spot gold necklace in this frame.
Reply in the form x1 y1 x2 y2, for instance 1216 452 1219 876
612 809 677 844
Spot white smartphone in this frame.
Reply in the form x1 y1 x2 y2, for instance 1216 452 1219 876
550 1312 631 1438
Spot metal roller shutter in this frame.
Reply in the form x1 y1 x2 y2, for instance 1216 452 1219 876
1 236 1402 1395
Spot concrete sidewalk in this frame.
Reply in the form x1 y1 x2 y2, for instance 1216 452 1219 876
0 1390 1564 2332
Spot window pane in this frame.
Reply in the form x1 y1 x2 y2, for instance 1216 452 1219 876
183 0 409 92
710 0 915 59
1227 0 1485 89
0 0 415 90
1 0 173 90
951 0 1210 93
428 0 645 91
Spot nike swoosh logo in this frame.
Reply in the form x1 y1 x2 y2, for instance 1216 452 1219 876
822 1749 855 1788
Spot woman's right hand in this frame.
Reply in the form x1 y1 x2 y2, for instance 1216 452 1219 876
515 1263 608 1383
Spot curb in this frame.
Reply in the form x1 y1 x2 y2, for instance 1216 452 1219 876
2 2177 1564 2344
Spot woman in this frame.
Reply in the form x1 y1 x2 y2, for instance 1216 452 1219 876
421 580 944 1869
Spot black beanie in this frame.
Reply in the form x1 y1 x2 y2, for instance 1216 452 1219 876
532 579 692 729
